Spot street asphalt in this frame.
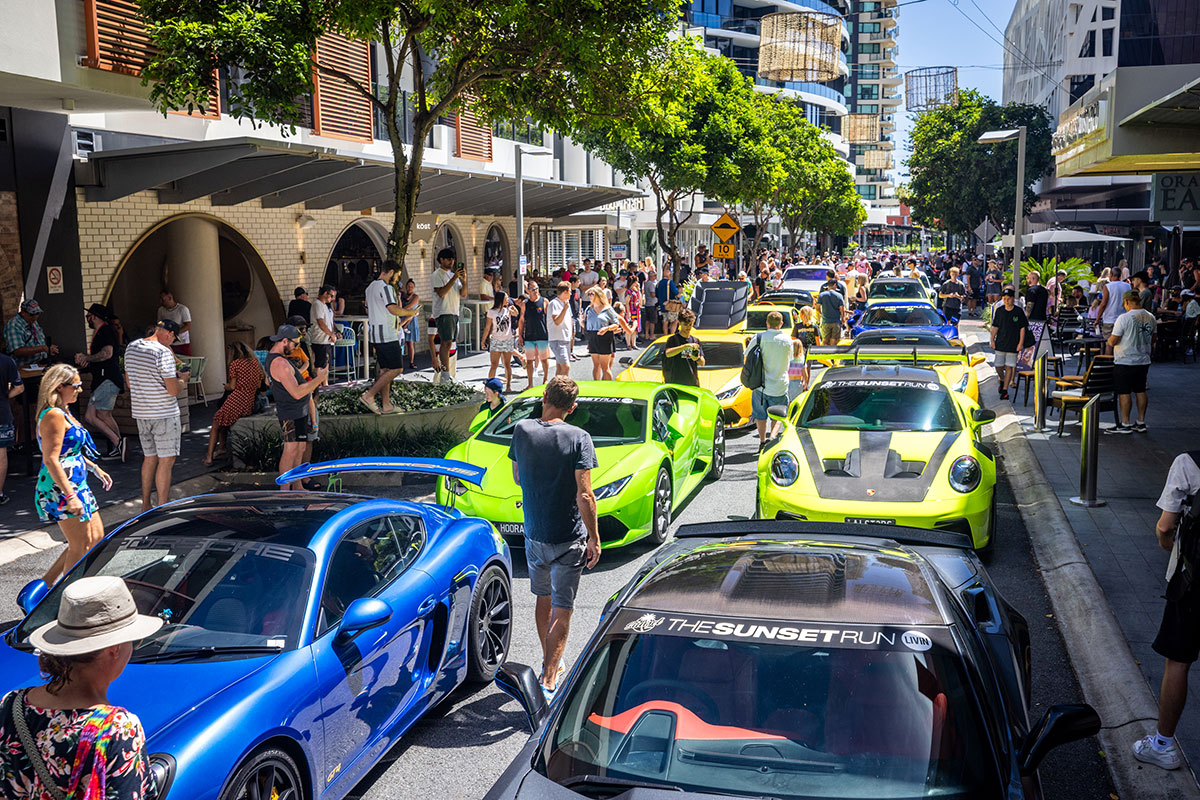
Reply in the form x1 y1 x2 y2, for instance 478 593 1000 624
0 346 1117 799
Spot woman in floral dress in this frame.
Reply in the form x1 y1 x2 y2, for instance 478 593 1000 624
205 342 265 465
0 576 161 800
35 365 111 587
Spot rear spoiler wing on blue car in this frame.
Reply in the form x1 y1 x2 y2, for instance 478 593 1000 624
806 344 967 366
673 520 974 550
276 457 485 487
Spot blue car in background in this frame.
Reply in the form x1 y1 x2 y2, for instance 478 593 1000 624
849 302 961 341
1 458 512 800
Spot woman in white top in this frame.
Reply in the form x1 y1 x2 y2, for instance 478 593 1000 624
482 291 518 392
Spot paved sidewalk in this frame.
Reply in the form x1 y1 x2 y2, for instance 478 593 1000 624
985 323 1200 785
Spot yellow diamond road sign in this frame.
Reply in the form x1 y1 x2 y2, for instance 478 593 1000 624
710 212 740 242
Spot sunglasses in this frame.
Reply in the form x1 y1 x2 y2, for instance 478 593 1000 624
66 382 83 390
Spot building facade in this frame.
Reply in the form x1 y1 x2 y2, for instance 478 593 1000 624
845 0 900 207
0 0 637 393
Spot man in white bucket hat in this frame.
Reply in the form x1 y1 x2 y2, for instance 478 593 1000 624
1 576 162 799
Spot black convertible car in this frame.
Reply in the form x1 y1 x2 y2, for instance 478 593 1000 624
487 521 1099 800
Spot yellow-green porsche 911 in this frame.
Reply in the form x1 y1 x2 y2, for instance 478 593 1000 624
756 364 998 549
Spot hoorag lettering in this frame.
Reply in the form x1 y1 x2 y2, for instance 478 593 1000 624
614 610 949 652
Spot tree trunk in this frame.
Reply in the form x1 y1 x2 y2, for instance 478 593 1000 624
653 187 677 282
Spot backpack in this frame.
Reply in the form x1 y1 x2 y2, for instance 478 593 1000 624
741 333 764 390
1167 450 1200 604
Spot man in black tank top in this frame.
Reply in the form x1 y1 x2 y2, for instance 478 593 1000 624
519 279 551 390
267 325 328 490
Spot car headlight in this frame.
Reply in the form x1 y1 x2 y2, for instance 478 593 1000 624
948 455 981 493
148 753 176 800
770 451 799 486
716 386 740 401
953 372 970 393
444 476 468 496
594 475 632 500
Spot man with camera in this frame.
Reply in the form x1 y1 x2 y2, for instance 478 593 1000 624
432 248 468 381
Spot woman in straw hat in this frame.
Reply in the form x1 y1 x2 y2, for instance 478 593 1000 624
0 576 162 799
35 364 112 587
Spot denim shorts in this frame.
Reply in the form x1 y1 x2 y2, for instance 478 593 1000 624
752 388 789 420
88 379 120 411
526 537 587 610
0 423 13 449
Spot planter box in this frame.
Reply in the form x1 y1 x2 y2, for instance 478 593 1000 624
227 393 482 468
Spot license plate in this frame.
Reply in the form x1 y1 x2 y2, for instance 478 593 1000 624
495 522 524 536
845 517 896 525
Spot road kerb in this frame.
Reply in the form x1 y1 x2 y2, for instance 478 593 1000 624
963 325 1197 798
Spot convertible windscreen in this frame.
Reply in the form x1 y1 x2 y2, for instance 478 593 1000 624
861 307 944 327
746 310 791 332
635 342 744 370
800 382 961 432
538 615 998 799
13 531 316 659
869 283 928 302
784 267 829 283
479 398 647 446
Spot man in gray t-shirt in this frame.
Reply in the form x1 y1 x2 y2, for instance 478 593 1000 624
1107 290 1157 434
508 376 599 697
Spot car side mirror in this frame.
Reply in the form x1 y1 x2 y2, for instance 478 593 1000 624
618 356 632 366
495 662 549 731
17 579 49 616
334 597 392 645
969 354 986 367
1019 704 1101 775
949 317 960 325
972 408 996 424
766 404 789 424
468 410 490 434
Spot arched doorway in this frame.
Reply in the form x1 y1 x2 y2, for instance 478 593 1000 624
324 220 386 315
484 224 510 285
436 222 460 261
106 214 283 395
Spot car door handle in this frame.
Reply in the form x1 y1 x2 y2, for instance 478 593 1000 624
418 596 437 617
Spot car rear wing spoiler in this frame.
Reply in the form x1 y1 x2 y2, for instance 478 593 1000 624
276 457 485 487
806 344 967 366
673 520 974 550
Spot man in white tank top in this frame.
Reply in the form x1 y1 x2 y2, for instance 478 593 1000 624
1099 275 1132 352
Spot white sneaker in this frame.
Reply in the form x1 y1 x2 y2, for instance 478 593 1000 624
1133 735 1182 770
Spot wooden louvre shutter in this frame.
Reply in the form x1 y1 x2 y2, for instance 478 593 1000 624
83 1 219 118
455 103 493 162
314 33 373 142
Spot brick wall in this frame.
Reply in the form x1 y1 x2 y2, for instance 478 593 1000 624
0 191 24 325
75 190 526 350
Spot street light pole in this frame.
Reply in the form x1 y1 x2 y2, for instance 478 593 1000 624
1013 125 1027 280
515 143 524 281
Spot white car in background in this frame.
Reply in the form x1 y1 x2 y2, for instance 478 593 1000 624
780 265 832 294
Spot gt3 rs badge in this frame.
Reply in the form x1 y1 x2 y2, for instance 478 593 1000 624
625 613 666 633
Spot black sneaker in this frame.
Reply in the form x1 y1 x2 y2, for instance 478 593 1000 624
118 436 128 463
1106 425 1133 434
999 389 1009 400
98 448 121 462
1133 422 1147 433
0 494 9 506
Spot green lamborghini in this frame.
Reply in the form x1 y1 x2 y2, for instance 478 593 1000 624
436 381 725 548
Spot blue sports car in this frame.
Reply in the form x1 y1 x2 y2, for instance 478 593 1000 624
849 302 960 341
2 458 512 800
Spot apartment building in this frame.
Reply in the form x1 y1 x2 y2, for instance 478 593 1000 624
0 0 637 393
845 0 900 208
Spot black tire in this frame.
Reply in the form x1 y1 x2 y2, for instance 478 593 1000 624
707 418 726 481
219 748 304 800
752 481 761 520
650 467 673 545
467 564 512 683
978 490 998 559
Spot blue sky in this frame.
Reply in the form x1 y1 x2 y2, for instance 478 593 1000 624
894 0 1018 179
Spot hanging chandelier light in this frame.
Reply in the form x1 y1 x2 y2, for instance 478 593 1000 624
758 10 845 83
904 66 959 112
844 113 882 144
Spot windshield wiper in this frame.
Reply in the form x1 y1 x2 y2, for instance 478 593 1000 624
131 645 284 663
679 747 842 775
561 774 778 799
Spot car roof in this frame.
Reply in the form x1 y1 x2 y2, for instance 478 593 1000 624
121 492 362 548
513 379 664 400
818 364 943 383
625 537 948 626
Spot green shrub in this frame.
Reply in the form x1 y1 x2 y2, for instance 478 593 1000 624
316 381 475 416
232 421 467 473
1019 257 1092 291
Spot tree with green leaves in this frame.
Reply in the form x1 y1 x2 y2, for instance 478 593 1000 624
139 0 675 266
776 132 865 249
905 89 1052 237
567 40 775 278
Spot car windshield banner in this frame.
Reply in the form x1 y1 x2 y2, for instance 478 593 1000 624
821 379 943 392
614 609 954 653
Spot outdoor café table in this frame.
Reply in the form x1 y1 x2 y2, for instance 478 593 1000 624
1155 316 1180 361
334 315 370 381
17 365 44 476
1072 335 1104 372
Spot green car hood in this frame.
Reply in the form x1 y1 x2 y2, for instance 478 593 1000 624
449 437 656 499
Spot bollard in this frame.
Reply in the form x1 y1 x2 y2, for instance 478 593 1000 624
1026 351 1048 433
1069 394 1108 507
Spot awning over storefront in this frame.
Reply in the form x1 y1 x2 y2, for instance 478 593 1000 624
1028 208 1152 225
74 136 641 217
1120 76 1200 129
